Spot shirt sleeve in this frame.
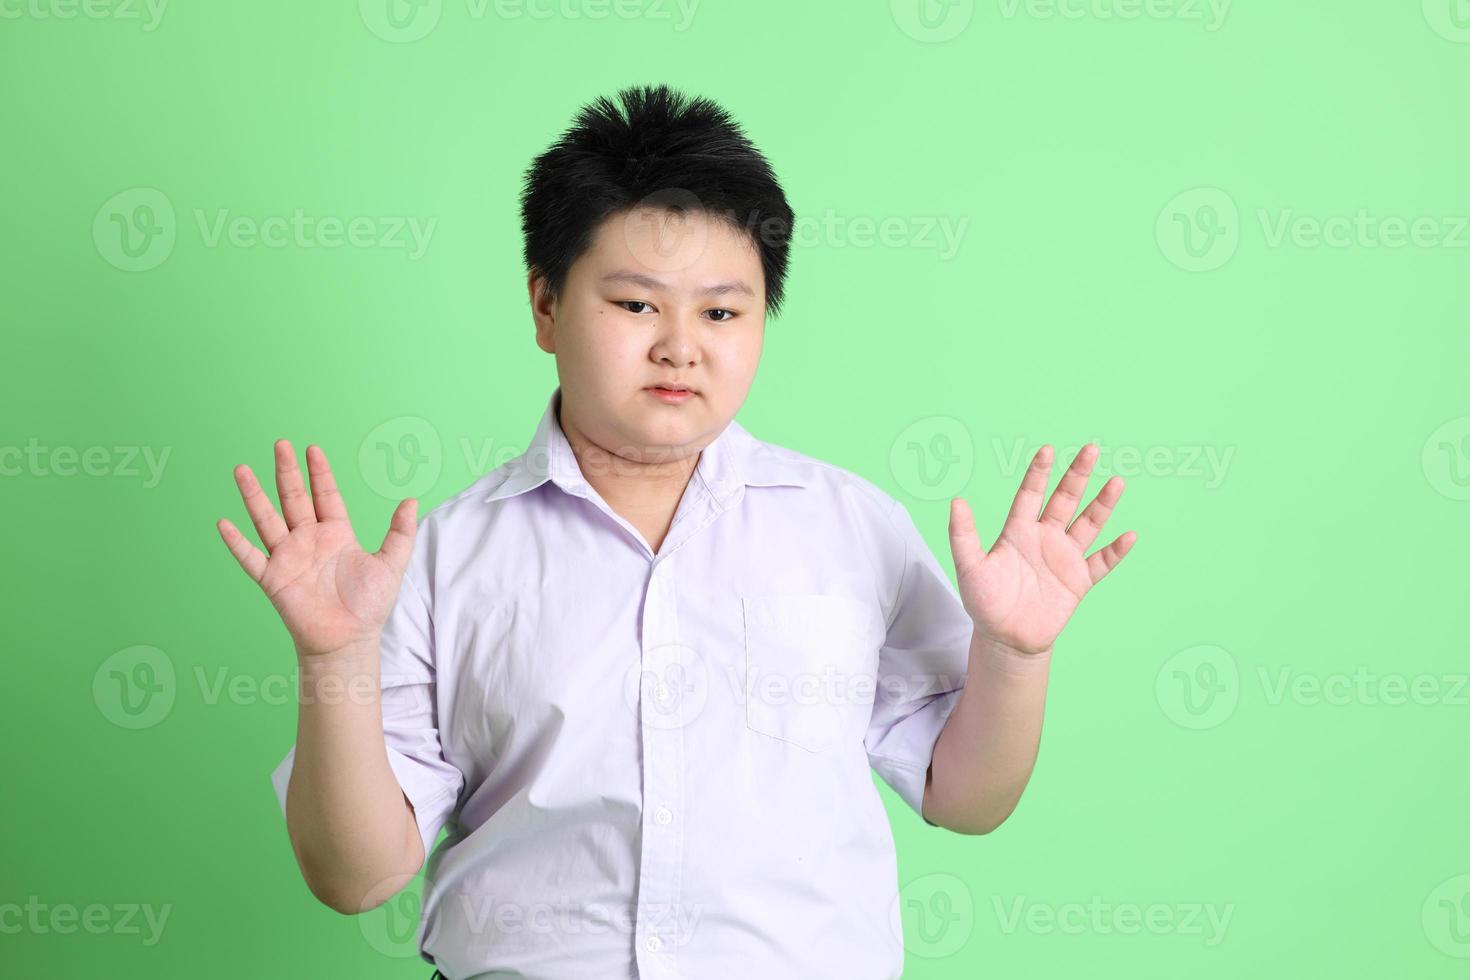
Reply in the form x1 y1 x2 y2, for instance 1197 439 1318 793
864 496 974 826
269 537 465 870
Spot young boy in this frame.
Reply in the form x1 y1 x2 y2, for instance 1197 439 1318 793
218 84 1134 979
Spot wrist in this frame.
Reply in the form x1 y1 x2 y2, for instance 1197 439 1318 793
297 637 381 675
970 631 1054 674
296 642 382 709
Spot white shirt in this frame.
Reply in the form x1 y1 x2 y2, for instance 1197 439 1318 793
271 386 975 979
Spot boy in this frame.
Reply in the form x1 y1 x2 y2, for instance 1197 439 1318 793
218 84 1135 979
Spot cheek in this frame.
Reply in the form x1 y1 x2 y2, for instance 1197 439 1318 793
568 312 632 361
728 330 764 371
600 331 648 364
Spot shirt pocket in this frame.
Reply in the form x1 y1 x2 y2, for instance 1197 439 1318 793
740 592 882 754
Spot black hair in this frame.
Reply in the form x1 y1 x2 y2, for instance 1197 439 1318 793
518 83 795 317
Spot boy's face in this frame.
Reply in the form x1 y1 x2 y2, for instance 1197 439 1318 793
531 206 767 467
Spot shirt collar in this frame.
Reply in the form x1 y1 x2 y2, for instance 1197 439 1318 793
484 386 810 506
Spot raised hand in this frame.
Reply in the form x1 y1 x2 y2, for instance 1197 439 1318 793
948 443 1135 655
216 440 418 659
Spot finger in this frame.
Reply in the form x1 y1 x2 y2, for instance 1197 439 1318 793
234 463 289 553
217 517 269 583
1067 476 1125 551
306 444 351 524
1085 531 1137 585
274 439 316 531
947 497 988 584
376 498 419 574
1040 443 1098 528
1005 444 1054 525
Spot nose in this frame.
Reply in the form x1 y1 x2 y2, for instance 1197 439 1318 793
650 311 699 368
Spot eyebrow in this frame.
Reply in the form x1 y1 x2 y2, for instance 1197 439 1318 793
601 270 756 298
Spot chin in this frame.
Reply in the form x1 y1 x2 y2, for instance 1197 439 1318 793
632 408 708 449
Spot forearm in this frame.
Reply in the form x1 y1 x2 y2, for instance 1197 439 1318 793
284 639 423 914
922 634 1053 834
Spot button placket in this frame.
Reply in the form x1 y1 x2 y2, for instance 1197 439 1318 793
634 555 685 978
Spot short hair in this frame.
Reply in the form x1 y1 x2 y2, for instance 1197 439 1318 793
518 83 795 317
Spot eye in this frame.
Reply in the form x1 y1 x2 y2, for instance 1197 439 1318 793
706 308 737 323
616 300 654 314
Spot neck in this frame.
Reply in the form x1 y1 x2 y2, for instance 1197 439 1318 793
557 402 701 514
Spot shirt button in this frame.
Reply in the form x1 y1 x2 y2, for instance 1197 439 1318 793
645 935 663 953
654 683 670 702
655 806 673 825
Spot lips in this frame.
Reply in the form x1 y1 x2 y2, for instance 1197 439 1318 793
646 384 696 403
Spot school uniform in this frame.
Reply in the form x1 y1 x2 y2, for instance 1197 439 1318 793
271 385 975 979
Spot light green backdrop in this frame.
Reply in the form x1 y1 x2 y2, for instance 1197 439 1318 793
4 0 1469 976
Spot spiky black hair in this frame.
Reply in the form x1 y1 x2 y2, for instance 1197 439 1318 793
518 83 795 316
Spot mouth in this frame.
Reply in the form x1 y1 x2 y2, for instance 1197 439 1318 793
646 384 696 403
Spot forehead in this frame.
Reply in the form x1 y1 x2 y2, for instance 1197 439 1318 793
575 206 764 297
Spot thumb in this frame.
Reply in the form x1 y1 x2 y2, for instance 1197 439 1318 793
376 497 419 573
948 497 987 584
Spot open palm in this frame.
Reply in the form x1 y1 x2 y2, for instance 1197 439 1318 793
948 443 1136 655
216 440 418 659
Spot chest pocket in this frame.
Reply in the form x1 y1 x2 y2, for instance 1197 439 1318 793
740 593 882 754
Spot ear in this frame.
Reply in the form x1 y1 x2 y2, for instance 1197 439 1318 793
529 272 556 354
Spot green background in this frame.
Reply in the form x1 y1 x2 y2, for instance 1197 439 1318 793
4 0 1469 975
